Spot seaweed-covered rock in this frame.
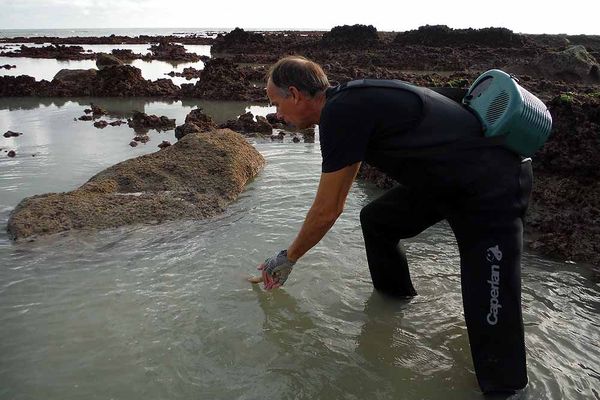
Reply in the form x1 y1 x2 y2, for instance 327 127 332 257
535 45 600 81
7 130 265 239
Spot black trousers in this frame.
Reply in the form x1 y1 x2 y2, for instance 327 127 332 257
360 149 532 393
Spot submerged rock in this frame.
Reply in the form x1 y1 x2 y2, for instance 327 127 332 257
7 130 265 239
3 130 22 138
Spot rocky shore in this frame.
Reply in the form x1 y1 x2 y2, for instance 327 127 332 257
2 25 599 268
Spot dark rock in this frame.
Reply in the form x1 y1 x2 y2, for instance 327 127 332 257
7 150 16 157
3 130 22 138
534 45 600 81
93 120 108 129
129 141 138 147
52 68 97 83
292 136 300 143
127 111 175 133
7 130 265 239
175 123 202 140
184 108 217 130
158 140 171 149
393 25 528 48
180 58 266 101
133 135 150 143
78 115 93 121
109 120 126 126
90 103 107 116
322 24 379 47
1 44 95 60
211 28 265 53
147 41 201 62
218 112 273 135
96 53 124 70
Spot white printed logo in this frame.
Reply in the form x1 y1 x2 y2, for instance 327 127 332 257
486 245 502 325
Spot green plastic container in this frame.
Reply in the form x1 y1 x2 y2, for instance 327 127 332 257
463 69 553 157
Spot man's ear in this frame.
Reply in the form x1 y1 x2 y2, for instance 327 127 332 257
288 86 301 104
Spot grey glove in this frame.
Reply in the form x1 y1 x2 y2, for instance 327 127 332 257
260 250 296 288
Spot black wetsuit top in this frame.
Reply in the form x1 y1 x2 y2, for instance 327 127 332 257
319 81 483 186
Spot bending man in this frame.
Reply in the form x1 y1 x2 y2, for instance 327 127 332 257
258 55 531 394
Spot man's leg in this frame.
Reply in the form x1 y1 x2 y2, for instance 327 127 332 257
360 185 444 297
448 160 532 393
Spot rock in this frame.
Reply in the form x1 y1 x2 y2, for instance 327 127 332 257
52 68 97 83
93 120 108 129
129 141 138 147
179 58 266 101
78 115 93 121
133 135 150 143
6 130 265 239
127 111 175 133
175 122 202 140
147 41 201 62
7 150 16 157
184 108 218 130
1 64 16 70
96 53 124 69
3 130 22 138
84 108 92 114
158 140 171 149
109 120 126 126
393 25 527 48
211 28 265 53
322 24 379 47
218 112 273 135
535 45 600 81
292 136 300 143
90 103 107 116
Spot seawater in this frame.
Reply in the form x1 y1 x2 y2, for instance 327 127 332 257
0 99 599 400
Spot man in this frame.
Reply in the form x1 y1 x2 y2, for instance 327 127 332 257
258 55 532 394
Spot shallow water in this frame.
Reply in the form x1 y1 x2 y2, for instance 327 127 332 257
0 100 599 400
0 44 212 85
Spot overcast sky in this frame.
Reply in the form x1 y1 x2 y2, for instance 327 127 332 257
1 0 598 35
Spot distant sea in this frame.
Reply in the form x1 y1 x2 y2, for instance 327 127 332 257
0 27 309 39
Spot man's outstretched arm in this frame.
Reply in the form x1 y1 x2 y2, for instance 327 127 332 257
287 161 362 261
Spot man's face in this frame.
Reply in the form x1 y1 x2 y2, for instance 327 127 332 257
266 79 312 129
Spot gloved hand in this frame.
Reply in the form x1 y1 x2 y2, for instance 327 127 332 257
258 249 296 290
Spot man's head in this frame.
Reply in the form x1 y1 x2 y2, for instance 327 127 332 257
266 56 329 129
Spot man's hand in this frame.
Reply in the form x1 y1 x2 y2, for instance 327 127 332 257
258 250 296 290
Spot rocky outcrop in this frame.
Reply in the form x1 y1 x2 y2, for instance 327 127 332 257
96 53 124 69
180 58 266 101
148 41 201 62
175 109 218 140
218 112 272 135
3 130 23 138
393 25 528 48
535 45 600 82
322 24 380 47
127 111 176 133
211 28 265 53
0 44 95 60
7 130 265 239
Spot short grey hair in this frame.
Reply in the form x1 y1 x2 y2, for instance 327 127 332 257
267 56 330 98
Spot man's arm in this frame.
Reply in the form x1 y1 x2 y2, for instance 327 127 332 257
286 161 362 262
